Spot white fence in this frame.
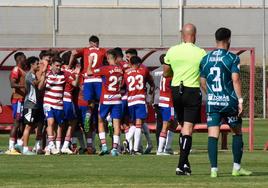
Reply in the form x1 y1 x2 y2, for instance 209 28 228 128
0 0 267 7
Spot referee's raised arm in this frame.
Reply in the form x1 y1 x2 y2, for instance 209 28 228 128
163 23 206 176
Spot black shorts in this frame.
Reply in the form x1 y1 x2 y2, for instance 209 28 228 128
171 86 202 125
23 108 43 125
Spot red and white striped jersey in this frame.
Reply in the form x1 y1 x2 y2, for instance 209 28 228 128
124 66 150 106
94 65 123 105
77 47 106 83
43 71 66 110
159 76 173 107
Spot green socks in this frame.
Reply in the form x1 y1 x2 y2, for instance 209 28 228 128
208 137 218 168
232 134 243 164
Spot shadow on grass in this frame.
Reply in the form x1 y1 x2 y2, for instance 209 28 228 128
251 171 268 176
192 171 268 177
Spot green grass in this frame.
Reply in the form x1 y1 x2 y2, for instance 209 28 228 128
0 120 267 188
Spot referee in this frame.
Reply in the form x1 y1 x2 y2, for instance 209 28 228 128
163 23 206 176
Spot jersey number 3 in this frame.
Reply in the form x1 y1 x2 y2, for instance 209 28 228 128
210 67 222 92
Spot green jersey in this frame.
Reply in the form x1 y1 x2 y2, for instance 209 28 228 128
200 49 240 113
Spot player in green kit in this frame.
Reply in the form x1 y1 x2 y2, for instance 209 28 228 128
200 27 252 178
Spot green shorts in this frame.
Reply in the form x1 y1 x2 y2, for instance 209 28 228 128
207 112 242 128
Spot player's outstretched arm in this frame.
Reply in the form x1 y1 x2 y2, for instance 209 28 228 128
68 49 82 69
38 72 47 90
71 65 81 87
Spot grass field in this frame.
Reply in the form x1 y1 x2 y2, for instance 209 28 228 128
0 120 267 188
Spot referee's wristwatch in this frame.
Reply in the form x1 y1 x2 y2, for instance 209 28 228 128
238 97 243 104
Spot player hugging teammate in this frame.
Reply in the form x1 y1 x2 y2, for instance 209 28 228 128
5 35 157 156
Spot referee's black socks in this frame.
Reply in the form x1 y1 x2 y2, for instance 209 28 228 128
178 134 192 170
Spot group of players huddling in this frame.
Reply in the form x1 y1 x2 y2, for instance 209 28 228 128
5 35 177 157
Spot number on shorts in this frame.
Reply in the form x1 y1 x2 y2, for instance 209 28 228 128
127 75 144 91
210 67 222 92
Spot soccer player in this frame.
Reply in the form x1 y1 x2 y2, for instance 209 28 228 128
60 53 81 154
156 54 176 155
114 47 132 154
69 35 106 133
151 55 164 148
124 56 155 155
125 48 154 154
76 70 95 154
34 50 53 153
93 49 124 156
37 50 52 77
22 56 46 155
40 56 66 155
200 27 252 177
6 52 27 155
125 48 138 62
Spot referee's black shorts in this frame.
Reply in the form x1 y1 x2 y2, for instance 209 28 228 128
171 86 202 125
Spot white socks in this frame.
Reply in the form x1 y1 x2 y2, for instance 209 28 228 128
62 140 70 149
126 126 136 152
158 136 166 153
113 135 120 149
99 132 106 146
211 167 218 172
9 139 15 150
48 141 55 149
56 141 61 150
233 163 241 171
134 128 142 151
17 139 23 146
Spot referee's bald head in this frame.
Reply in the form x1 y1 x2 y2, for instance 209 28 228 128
181 23 196 43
